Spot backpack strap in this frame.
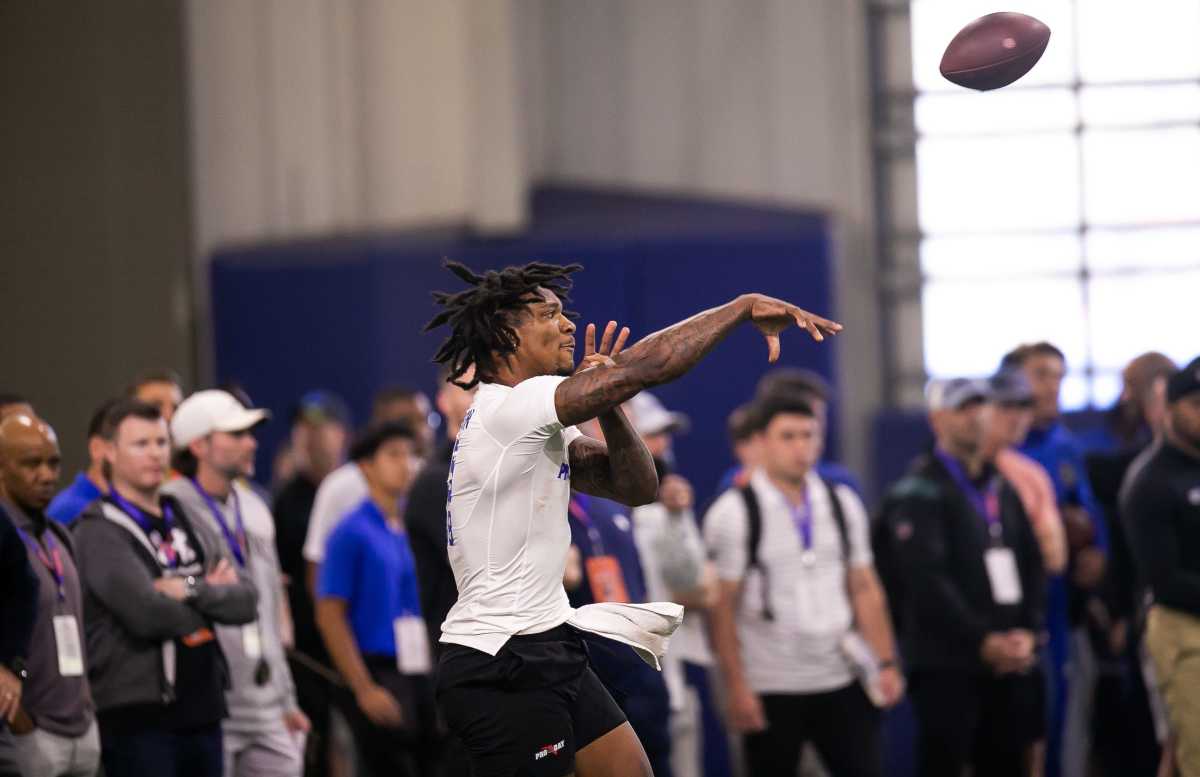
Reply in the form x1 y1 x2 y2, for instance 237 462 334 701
820 477 851 563
738 485 775 621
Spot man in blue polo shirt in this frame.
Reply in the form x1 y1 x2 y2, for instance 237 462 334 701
46 400 116 526
565 480 674 777
315 421 437 777
1002 343 1108 777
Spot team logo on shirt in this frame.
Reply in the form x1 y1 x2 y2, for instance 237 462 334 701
534 740 566 760
557 463 571 481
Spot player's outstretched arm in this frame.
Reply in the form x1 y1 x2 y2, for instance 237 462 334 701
554 293 840 429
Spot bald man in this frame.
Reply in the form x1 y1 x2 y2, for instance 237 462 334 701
0 394 33 421
0 415 99 777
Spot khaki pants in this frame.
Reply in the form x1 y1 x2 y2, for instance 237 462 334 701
1145 605 1200 777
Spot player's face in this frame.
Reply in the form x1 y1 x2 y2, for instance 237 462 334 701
1170 394 1200 448
1023 355 1064 424
760 413 821 483
516 288 577 377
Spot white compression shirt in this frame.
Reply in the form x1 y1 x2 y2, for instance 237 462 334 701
438 376 583 655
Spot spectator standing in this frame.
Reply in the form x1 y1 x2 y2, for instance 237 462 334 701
706 396 902 777
73 399 257 777
1122 357 1200 777
0 414 98 777
876 379 1046 777
163 390 309 777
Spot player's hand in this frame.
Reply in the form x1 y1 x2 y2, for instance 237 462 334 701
356 684 404 728
575 321 631 374
0 666 21 724
744 294 842 362
877 666 906 708
659 474 694 513
728 683 767 733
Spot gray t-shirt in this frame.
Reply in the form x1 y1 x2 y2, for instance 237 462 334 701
161 478 298 730
703 470 872 694
4 501 94 737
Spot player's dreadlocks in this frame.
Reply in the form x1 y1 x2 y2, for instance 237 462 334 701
425 260 582 389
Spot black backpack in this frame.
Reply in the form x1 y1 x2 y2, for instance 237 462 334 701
739 477 849 621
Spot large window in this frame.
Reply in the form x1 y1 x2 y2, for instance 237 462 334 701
870 1 1200 409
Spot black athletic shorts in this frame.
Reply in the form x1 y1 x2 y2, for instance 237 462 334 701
435 624 627 777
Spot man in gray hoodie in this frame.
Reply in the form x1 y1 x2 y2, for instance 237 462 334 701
163 390 309 777
73 399 258 777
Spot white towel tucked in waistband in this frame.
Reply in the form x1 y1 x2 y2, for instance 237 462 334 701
566 601 684 670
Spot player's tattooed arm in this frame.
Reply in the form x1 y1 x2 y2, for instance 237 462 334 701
554 294 841 428
569 406 658 506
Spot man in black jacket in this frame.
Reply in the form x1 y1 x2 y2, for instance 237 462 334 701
405 365 476 653
73 399 257 777
877 378 1046 777
1123 356 1200 777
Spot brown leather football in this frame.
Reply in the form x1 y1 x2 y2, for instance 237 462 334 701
940 12 1051 91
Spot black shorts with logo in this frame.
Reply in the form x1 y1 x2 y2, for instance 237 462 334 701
436 624 627 777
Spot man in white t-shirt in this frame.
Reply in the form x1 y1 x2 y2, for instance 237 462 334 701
424 260 840 777
704 395 902 777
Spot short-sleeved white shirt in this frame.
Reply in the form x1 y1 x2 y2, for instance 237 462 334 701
301 461 370 564
439 376 583 655
703 469 872 694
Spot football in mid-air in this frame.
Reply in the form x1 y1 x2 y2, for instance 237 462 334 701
940 12 1051 91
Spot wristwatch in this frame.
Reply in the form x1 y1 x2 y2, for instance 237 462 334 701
7 657 28 682
184 575 199 601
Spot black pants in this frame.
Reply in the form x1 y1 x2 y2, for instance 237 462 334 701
910 669 1045 777
99 722 222 777
743 684 881 777
346 658 441 777
289 652 338 777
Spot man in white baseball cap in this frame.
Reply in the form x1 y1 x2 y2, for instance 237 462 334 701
170 390 270 451
163 390 310 777
628 391 690 466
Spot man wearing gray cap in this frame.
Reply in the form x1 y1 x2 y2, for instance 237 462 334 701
162 390 309 777
877 378 1047 777
987 369 1067 575
1121 356 1200 777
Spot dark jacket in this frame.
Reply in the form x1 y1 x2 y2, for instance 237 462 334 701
405 438 457 651
0 505 38 667
1121 440 1200 619
877 452 1046 673
72 495 257 714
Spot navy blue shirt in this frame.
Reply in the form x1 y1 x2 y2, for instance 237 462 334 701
1021 422 1108 549
318 499 422 657
566 494 648 606
46 473 103 526
566 494 669 708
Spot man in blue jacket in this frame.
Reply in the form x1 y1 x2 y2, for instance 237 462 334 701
1003 343 1107 777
